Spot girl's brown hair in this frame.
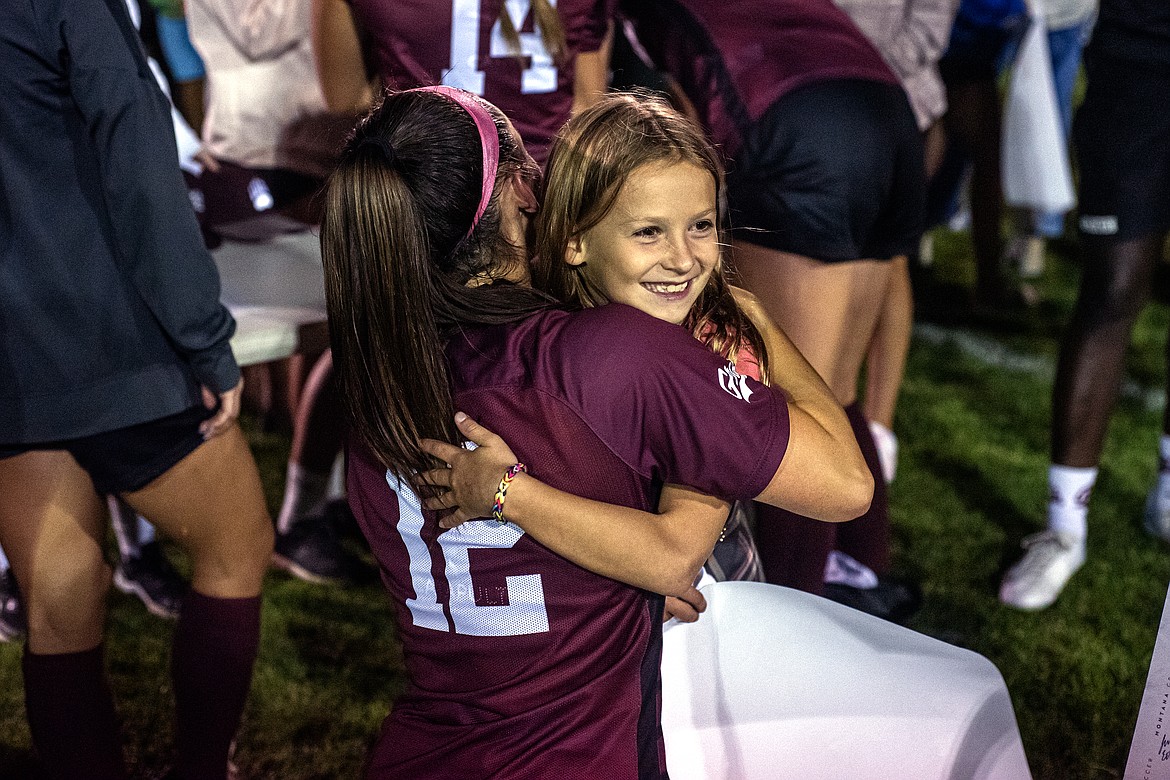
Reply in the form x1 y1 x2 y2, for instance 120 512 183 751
321 89 553 479
534 91 769 378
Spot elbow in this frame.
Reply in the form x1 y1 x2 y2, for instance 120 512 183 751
826 465 874 523
655 550 707 597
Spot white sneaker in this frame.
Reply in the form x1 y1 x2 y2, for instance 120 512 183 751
824 550 879 589
1144 471 1170 542
999 530 1085 611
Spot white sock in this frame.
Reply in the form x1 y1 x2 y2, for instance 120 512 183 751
277 462 331 534
1158 435 1170 471
868 421 898 484
1047 464 1096 540
823 550 879 589
136 516 156 546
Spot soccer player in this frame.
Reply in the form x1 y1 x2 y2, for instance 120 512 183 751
0 0 274 776
311 0 613 164
1000 0 1170 610
322 86 871 778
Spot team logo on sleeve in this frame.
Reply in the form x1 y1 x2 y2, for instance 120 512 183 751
718 362 753 402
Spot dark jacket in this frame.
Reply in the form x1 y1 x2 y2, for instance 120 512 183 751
0 0 239 443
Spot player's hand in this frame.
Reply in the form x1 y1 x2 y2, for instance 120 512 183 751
199 379 243 439
194 147 221 173
663 586 707 623
420 412 521 527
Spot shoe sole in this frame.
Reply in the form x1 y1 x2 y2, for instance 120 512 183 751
113 569 181 620
0 622 24 642
270 552 346 586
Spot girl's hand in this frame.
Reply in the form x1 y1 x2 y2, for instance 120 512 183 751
663 587 707 623
419 413 521 528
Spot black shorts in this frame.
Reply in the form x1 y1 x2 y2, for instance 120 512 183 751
1074 51 1170 244
0 406 211 495
727 79 925 263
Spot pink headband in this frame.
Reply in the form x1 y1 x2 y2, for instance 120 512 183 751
409 86 501 241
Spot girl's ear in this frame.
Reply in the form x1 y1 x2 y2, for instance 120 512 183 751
508 171 539 215
565 235 586 266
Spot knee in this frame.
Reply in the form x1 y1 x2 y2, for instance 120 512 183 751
24 556 111 653
198 505 274 596
1078 273 1149 329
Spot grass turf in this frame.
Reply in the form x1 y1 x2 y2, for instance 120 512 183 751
1 229 1168 778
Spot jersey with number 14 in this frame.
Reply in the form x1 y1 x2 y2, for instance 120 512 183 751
348 305 790 779
347 0 614 163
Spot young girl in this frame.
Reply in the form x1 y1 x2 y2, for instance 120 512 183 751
430 93 831 615
323 87 868 778
536 91 778 591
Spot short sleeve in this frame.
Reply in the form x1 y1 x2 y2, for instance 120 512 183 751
561 305 789 501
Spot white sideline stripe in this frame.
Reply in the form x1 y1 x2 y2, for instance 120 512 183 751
1124 580 1170 779
913 323 1166 412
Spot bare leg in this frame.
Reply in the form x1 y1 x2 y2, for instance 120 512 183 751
0 451 126 779
289 350 344 476
121 423 271 597
1052 236 1165 466
945 77 1006 303
121 424 272 780
862 255 913 429
733 241 893 589
732 243 892 405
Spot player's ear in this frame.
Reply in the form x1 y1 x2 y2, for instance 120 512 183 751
565 234 586 267
507 171 538 215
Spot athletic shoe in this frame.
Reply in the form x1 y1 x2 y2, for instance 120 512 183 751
0 569 26 642
823 577 922 625
1144 471 1170 542
999 530 1085 611
114 541 186 620
272 518 355 585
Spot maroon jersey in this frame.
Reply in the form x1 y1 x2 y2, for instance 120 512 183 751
349 304 790 779
348 0 614 162
620 0 898 157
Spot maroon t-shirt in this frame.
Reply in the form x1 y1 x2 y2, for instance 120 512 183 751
620 0 898 157
348 0 614 163
349 304 789 779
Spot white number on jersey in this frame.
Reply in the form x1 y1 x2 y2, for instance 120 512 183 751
388 471 551 637
445 0 558 95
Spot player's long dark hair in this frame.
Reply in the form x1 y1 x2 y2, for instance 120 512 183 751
535 92 770 380
321 89 554 479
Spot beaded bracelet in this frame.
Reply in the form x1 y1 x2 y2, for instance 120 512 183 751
491 463 527 523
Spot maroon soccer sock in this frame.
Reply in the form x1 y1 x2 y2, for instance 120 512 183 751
171 590 261 780
753 502 837 595
22 644 127 780
834 401 891 575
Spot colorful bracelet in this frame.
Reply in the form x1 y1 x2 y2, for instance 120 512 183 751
491 463 527 523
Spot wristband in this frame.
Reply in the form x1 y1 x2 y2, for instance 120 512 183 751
491 463 527 523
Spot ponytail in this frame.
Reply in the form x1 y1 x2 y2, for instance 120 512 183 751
321 89 555 480
322 153 457 478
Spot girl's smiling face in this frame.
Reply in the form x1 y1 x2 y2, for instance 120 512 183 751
568 160 719 325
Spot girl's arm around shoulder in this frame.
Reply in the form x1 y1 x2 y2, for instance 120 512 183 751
731 287 874 522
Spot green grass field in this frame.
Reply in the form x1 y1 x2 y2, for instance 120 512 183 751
1 229 1168 778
